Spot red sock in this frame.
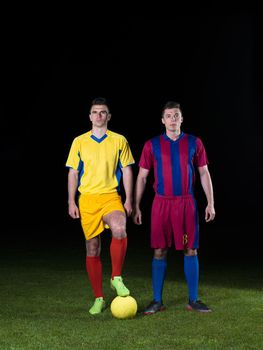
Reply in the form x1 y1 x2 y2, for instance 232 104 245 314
86 256 103 298
110 237 128 278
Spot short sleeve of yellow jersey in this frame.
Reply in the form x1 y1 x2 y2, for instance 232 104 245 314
66 137 82 170
119 136 135 168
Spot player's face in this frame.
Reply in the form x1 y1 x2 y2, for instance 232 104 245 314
89 105 111 128
162 108 183 132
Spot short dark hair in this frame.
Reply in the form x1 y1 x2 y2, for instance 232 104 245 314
91 97 109 107
162 101 181 115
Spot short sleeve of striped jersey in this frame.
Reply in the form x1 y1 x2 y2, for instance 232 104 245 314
194 137 209 167
138 140 153 170
65 137 81 170
119 138 135 168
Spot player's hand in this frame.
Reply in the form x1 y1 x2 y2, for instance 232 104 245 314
68 202 80 219
124 200 133 217
133 208 142 225
205 205 215 222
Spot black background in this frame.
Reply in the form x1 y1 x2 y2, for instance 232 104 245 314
2 13 263 259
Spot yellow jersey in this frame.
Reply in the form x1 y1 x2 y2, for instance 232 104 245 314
66 130 134 194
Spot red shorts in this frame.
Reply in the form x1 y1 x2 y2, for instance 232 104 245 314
151 194 199 250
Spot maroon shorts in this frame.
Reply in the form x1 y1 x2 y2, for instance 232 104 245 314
151 194 199 250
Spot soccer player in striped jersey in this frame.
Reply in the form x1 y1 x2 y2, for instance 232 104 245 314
133 101 215 314
66 97 135 315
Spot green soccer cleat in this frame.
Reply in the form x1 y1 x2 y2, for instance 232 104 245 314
89 297 106 315
110 276 130 297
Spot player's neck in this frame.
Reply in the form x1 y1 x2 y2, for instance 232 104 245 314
92 126 108 138
166 129 181 141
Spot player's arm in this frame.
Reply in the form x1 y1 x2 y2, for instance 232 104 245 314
68 168 80 219
198 165 215 222
122 165 133 217
133 167 150 225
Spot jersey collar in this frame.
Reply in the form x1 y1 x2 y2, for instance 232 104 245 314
163 131 184 142
89 130 109 143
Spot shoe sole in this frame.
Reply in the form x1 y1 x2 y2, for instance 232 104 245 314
144 306 166 315
186 305 212 313
89 309 105 315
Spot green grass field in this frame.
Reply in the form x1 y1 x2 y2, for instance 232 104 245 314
0 228 262 350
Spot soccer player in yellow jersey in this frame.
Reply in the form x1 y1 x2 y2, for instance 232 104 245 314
66 97 135 315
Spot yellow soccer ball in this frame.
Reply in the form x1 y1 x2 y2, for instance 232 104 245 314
110 296 137 319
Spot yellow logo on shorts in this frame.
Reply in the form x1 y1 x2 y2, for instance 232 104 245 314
183 234 188 245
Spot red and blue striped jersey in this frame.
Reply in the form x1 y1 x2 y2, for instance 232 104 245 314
139 132 208 196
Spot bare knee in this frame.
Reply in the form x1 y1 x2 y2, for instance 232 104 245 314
154 249 167 259
86 237 100 256
109 217 127 239
111 223 127 239
104 212 127 239
184 248 197 256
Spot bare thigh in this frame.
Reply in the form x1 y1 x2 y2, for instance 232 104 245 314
103 210 127 239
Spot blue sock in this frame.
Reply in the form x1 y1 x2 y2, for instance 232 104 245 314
152 258 167 303
184 255 199 303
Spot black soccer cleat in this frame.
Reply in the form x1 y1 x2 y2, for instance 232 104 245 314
143 300 166 315
186 300 212 313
